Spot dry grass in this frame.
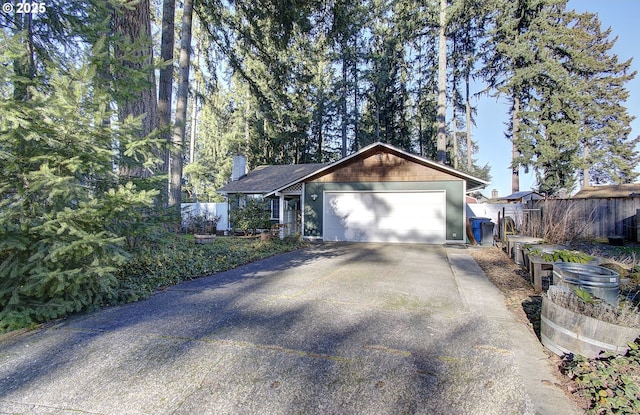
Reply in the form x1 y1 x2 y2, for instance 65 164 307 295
546 286 640 327
468 246 542 337
523 200 595 244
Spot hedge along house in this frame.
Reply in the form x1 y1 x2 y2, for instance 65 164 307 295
218 142 488 244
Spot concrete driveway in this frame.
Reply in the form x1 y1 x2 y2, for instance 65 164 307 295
0 243 581 415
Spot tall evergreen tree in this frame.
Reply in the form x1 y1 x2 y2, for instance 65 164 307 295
513 0 583 194
481 0 553 193
0 28 158 331
448 0 489 173
158 0 176 179
329 0 367 157
359 0 413 151
502 3 639 194
562 11 639 186
436 0 448 163
112 0 160 179
169 0 195 208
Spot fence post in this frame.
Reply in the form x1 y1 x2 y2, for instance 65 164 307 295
539 204 543 239
637 209 640 243
502 207 506 246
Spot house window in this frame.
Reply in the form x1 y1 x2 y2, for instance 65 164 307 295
270 198 280 220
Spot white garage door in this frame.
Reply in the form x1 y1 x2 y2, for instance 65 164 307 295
323 191 446 244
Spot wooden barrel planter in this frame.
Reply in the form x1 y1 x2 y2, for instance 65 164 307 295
541 291 640 358
194 234 216 244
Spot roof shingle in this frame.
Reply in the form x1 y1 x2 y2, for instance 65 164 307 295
217 163 329 194
573 184 640 199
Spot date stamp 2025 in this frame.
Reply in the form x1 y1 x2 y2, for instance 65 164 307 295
2 2 47 14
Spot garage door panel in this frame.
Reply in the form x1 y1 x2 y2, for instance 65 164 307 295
323 191 446 244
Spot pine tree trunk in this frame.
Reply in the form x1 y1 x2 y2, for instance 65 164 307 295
511 95 520 193
168 0 194 207
114 0 159 179
341 46 348 158
353 45 359 151
436 0 447 163
452 95 458 169
158 0 175 175
245 95 251 152
13 13 35 101
466 78 472 171
190 78 199 164
583 145 590 187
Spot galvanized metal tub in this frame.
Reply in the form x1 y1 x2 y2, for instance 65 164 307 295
552 262 619 305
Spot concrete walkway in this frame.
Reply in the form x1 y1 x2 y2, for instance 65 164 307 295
0 243 582 414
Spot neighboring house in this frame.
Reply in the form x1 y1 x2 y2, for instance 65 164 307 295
217 142 488 244
572 184 640 199
497 191 544 204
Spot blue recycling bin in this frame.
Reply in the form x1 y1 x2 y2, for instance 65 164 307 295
470 217 491 244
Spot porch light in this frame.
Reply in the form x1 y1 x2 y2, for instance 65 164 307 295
310 193 318 201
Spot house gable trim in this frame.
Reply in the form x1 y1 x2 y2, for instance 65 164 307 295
265 142 487 197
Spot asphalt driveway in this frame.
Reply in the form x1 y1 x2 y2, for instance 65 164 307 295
0 243 581 414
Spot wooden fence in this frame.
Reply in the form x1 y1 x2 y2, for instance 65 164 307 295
524 197 640 242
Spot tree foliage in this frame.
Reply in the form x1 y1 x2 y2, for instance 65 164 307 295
1 0 638 332
193 0 496 179
229 198 272 235
484 0 637 195
0 5 161 331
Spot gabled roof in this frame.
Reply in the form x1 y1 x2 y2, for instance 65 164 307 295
266 142 488 195
217 163 328 195
500 191 544 201
573 184 640 199
218 142 489 196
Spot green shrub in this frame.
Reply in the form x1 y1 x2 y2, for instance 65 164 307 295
112 235 307 304
0 56 160 333
229 199 272 235
1 226 306 332
530 249 595 263
562 338 640 414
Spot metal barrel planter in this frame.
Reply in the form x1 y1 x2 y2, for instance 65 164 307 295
513 241 531 266
509 236 544 266
552 262 619 305
541 291 640 358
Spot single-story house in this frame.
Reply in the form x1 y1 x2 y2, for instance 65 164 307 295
496 191 544 204
217 142 488 244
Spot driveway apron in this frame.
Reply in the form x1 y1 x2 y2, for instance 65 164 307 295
0 244 577 414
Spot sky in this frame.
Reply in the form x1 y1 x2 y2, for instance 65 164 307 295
473 0 640 197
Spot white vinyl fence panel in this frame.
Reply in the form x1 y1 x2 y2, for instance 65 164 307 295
181 203 228 231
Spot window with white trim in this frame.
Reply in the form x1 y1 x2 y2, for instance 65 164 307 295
270 198 280 220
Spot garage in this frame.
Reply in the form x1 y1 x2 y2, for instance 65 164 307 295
323 191 446 243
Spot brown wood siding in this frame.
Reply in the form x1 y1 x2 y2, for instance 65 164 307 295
310 152 459 183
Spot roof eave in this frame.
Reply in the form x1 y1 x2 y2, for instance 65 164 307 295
267 142 489 195
217 189 274 196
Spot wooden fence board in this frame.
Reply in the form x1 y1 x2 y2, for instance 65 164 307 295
527 197 640 242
